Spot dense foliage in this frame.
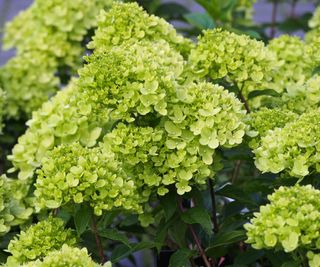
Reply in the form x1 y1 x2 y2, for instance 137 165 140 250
1 0 320 266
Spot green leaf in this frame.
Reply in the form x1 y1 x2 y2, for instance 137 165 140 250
234 248 265 265
247 89 281 99
111 241 156 263
281 262 300 267
195 0 220 19
207 230 246 252
155 214 178 253
155 3 189 20
168 219 188 248
181 207 213 234
312 66 320 76
99 229 131 247
216 184 259 207
74 205 91 236
160 191 177 221
184 12 215 30
168 248 194 267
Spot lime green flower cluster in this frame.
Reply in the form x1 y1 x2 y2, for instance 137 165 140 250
306 6 320 43
245 185 320 257
1 0 113 119
6 217 76 265
78 40 185 122
280 75 320 114
0 175 32 235
88 2 193 57
254 109 320 177
35 143 146 215
246 108 297 148
21 245 111 267
188 28 277 97
307 251 320 267
0 52 59 118
267 35 318 94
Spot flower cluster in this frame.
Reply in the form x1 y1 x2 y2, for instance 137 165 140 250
306 6 320 43
245 185 320 254
0 175 32 235
307 251 320 267
6 217 76 264
20 245 111 267
88 2 193 57
35 143 146 215
246 107 297 148
254 108 320 177
1 0 113 118
267 35 319 94
8 80 103 181
280 75 320 114
188 28 277 97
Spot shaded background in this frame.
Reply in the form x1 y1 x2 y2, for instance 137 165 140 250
0 0 316 66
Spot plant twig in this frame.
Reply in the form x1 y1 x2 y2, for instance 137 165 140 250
238 87 250 113
178 197 212 267
231 160 242 184
270 0 278 38
208 179 219 233
91 216 107 264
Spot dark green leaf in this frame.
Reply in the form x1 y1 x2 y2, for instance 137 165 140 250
247 89 281 99
184 12 215 30
168 219 187 248
155 3 189 20
181 207 213 234
74 205 91 236
312 66 320 76
208 230 246 250
111 241 155 263
205 246 228 258
216 184 259 207
99 229 131 247
160 191 177 221
155 215 178 253
281 262 300 267
234 248 265 264
168 248 194 267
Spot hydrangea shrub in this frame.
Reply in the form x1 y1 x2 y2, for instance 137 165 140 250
1 1 320 266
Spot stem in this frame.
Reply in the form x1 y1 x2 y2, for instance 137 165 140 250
270 0 278 38
91 216 107 264
238 87 250 113
231 160 242 184
178 198 212 267
208 179 219 233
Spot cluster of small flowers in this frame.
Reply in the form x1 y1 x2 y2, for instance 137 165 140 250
188 28 277 98
0 0 113 119
0 175 32 235
6 217 76 265
21 245 112 267
245 185 320 264
254 109 320 177
267 35 320 94
246 107 298 149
